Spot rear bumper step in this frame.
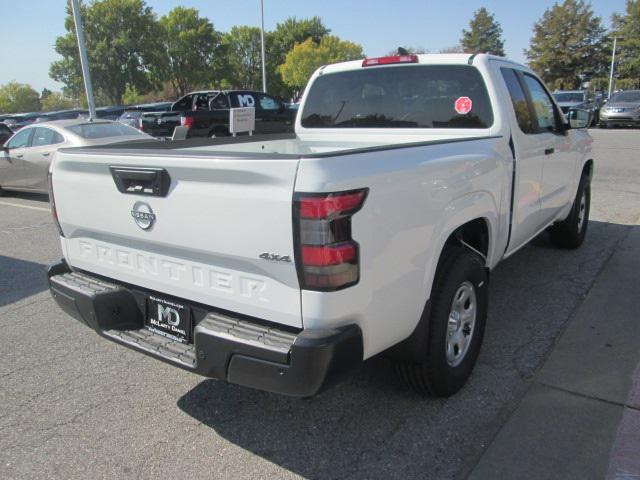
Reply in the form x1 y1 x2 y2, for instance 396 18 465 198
47 260 362 397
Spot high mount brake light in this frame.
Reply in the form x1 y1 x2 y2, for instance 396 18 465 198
362 54 419 67
294 189 368 291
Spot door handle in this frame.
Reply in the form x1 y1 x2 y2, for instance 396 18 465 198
42 152 51 157
16 153 23 158
544 147 555 155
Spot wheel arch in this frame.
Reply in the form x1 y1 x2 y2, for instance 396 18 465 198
387 208 495 363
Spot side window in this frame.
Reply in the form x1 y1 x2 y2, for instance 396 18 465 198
500 68 535 134
257 94 283 111
522 74 559 132
209 93 229 110
7 128 32 149
173 95 192 111
32 127 63 147
194 94 209 110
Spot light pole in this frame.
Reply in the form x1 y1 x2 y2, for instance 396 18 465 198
608 36 623 99
260 0 267 93
71 0 96 120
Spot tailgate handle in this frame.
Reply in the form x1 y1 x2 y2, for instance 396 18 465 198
109 166 171 197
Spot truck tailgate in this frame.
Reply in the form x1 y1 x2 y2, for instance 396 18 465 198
52 150 302 328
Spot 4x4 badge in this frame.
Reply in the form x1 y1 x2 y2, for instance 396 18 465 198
259 252 292 263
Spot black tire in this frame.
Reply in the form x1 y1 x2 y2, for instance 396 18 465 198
549 173 590 249
395 246 488 397
210 126 229 138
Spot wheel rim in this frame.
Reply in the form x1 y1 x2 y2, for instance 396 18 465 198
577 189 587 231
445 281 477 367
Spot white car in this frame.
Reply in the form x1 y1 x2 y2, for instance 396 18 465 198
48 54 592 397
0 119 154 194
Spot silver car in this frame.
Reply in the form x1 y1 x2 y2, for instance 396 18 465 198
599 90 640 128
0 119 155 194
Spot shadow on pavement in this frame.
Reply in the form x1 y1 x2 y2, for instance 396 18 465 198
0 255 48 307
0 191 49 203
177 220 631 479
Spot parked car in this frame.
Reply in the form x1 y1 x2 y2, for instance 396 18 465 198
47 53 592 398
0 123 13 145
140 90 296 138
3 112 41 130
553 90 598 126
118 102 172 129
0 119 154 194
599 90 640 128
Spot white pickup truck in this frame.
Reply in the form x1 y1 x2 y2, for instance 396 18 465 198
47 54 593 397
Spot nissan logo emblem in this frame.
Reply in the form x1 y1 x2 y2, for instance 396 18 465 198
131 201 156 230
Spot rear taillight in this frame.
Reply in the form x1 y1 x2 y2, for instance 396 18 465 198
47 171 65 238
137 118 143 130
180 115 194 128
294 189 368 291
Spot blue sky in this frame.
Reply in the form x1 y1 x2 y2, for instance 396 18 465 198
0 0 627 93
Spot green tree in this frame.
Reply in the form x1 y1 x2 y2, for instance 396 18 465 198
50 0 163 105
268 17 330 98
41 88 53 101
219 26 265 90
279 36 364 90
154 7 222 98
0 82 41 113
41 92 77 111
461 8 505 56
611 0 640 84
439 45 464 54
525 0 607 90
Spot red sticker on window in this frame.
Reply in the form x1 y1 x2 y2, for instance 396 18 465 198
454 96 473 115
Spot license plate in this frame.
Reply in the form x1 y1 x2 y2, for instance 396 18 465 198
145 295 191 344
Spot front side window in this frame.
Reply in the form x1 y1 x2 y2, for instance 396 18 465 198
523 74 559 132
7 128 32 149
301 65 494 129
501 68 535 134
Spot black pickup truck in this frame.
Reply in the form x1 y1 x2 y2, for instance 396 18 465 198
140 90 296 138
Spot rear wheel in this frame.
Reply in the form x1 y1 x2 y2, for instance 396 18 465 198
395 246 488 397
549 173 590 249
210 126 229 138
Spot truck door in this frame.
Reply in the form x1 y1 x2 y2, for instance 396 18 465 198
500 68 545 252
520 74 576 221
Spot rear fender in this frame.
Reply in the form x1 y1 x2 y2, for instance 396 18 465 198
388 192 498 362
422 191 499 307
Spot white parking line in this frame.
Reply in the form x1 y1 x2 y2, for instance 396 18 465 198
0 201 50 212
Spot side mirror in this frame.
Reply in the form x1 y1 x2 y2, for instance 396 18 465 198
568 108 590 129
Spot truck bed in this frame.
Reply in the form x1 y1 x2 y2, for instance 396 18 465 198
63 132 496 159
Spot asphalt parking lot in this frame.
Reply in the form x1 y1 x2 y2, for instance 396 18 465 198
1 128 639 480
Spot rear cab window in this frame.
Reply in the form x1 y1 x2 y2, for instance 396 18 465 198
301 64 494 129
